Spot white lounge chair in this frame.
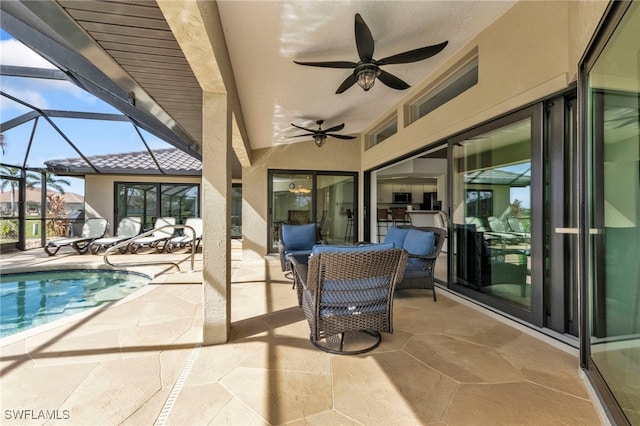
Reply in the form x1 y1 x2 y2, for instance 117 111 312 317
128 217 176 253
165 217 203 252
89 217 142 254
44 217 108 256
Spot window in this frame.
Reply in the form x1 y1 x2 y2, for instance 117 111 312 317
115 182 200 231
366 115 397 150
465 189 493 218
409 54 478 124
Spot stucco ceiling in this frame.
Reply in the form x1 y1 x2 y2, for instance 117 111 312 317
216 1 516 150
1 1 517 157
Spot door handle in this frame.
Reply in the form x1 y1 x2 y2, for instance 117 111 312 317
555 227 578 234
555 227 602 235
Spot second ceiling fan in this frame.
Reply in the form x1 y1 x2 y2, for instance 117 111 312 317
289 120 356 147
294 13 448 94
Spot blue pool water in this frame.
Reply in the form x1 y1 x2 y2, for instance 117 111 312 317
0 270 151 338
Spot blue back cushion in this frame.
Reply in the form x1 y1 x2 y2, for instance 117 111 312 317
282 223 316 251
383 226 410 249
403 229 435 256
311 242 395 255
320 276 390 317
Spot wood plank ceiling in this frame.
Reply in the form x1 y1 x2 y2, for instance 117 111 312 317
57 0 203 146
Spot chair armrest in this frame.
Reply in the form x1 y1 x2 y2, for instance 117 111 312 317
290 256 309 289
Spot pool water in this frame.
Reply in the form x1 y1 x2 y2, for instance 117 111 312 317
0 270 151 338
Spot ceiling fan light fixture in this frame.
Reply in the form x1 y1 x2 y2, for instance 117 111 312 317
356 64 379 91
313 134 327 147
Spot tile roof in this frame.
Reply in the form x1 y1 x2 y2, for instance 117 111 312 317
45 148 201 176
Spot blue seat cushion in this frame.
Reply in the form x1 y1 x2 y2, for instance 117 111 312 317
403 229 435 256
282 223 317 251
285 250 312 264
383 226 410 249
311 242 395 255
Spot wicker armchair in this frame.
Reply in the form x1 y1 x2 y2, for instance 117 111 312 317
291 248 408 354
383 225 446 301
278 223 319 274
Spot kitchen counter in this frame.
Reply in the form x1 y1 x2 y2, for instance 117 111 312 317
406 210 441 227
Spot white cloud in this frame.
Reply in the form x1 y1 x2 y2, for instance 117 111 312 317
0 38 57 69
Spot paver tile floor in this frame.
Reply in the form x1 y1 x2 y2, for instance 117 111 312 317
0 241 604 425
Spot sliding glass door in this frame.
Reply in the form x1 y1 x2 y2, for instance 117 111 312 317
582 2 639 423
268 170 357 251
115 182 200 231
450 105 544 325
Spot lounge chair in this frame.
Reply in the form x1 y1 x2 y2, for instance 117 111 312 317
128 217 176 253
89 217 142 254
44 217 108 256
164 217 203 252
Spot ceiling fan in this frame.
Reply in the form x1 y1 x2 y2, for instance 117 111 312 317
294 13 448 94
289 120 356 147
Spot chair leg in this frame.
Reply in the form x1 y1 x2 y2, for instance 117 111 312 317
310 331 382 355
44 244 60 256
433 286 437 302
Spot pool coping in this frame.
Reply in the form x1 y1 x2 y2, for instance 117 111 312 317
0 264 171 347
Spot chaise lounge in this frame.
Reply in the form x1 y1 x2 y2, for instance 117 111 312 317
89 216 142 254
44 217 109 256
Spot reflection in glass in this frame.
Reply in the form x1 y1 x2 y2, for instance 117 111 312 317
453 119 532 309
116 183 200 231
586 3 639 421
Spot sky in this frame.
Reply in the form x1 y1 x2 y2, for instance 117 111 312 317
0 30 174 195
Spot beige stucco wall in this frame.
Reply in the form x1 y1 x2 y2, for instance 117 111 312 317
361 0 608 171
84 174 201 236
242 137 361 260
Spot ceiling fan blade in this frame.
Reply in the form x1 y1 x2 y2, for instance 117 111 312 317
327 134 357 140
323 123 345 133
286 133 315 138
378 41 448 65
291 123 317 132
378 70 410 90
336 73 358 94
293 60 356 69
354 13 375 61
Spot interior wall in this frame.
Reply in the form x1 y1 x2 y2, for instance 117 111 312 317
84 174 201 236
242 137 361 260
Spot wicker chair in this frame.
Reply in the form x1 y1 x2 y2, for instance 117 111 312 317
278 223 320 274
291 248 408 355
383 225 446 301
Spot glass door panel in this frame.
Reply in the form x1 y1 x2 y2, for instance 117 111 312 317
269 171 357 251
585 2 640 421
270 172 313 250
316 175 355 245
451 106 543 324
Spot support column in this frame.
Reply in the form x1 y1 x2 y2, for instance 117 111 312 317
202 91 232 345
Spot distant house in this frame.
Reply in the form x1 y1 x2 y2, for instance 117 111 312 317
0 188 84 216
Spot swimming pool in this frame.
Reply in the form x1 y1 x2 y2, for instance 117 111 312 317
0 269 151 338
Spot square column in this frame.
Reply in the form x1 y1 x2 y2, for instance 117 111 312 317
202 92 232 345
